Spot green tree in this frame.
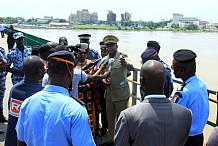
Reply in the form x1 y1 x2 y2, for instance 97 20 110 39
186 24 199 30
171 23 180 29
59 19 67 23
146 21 155 29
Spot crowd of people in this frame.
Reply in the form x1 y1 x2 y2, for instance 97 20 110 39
0 27 217 146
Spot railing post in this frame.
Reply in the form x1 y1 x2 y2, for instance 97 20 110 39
131 69 138 106
216 92 218 125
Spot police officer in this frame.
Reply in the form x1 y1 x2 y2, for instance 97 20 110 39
6 32 32 85
146 40 174 97
98 41 108 136
0 47 7 123
172 49 209 146
78 34 100 60
100 35 134 145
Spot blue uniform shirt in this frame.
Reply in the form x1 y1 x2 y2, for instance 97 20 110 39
0 47 6 77
0 47 6 108
158 58 173 97
6 46 32 85
5 80 43 146
177 75 209 136
87 48 100 60
16 85 95 146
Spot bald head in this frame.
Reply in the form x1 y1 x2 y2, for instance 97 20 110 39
140 60 166 95
23 55 45 81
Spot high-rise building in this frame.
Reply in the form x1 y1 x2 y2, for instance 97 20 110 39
121 12 131 21
90 12 98 24
68 13 77 24
172 13 184 22
69 9 98 24
107 10 116 23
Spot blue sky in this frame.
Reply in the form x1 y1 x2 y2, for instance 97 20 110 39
1 0 218 22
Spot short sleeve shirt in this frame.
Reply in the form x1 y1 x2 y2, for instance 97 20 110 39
5 80 43 146
70 69 88 98
177 75 209 136
0 47 6 77
16 85 95 146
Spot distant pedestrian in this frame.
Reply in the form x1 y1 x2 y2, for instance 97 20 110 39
115 60 192 146
5 55 45 146
16 51 95 146
7 25 15 50
0 47 7 122
0 24 5 38
78 34 100 60
171 49 209 146
6 32 32 85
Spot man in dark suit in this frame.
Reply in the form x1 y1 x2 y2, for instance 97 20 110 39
115 60 192 146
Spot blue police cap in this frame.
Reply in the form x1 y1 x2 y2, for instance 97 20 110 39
173 49 197 63
13 32 24 40
141 48 157 59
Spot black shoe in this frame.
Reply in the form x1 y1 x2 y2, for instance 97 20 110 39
98 129 107 137
99 141 114 146
0 130 4 134
0 108 7 122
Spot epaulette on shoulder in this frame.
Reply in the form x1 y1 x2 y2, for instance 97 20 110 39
172 91 183 103
71 96 86 106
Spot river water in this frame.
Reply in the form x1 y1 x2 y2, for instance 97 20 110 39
19 28 218 91
14 29 218 144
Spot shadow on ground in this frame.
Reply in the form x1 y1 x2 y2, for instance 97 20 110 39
0 122 7 142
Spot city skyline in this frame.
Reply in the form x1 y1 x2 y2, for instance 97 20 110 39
1 0 218 22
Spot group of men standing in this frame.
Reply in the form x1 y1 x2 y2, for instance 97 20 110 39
0 29 215 146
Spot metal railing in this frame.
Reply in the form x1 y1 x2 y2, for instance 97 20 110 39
4 26 49 47
129 69 218 127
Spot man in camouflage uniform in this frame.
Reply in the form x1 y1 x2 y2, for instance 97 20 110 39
0 47 7 123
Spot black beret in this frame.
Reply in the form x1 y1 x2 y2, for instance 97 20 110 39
78 34 91 40
173 49 197 63
141 48 157 59
48 50 75 63
147 41 160 50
